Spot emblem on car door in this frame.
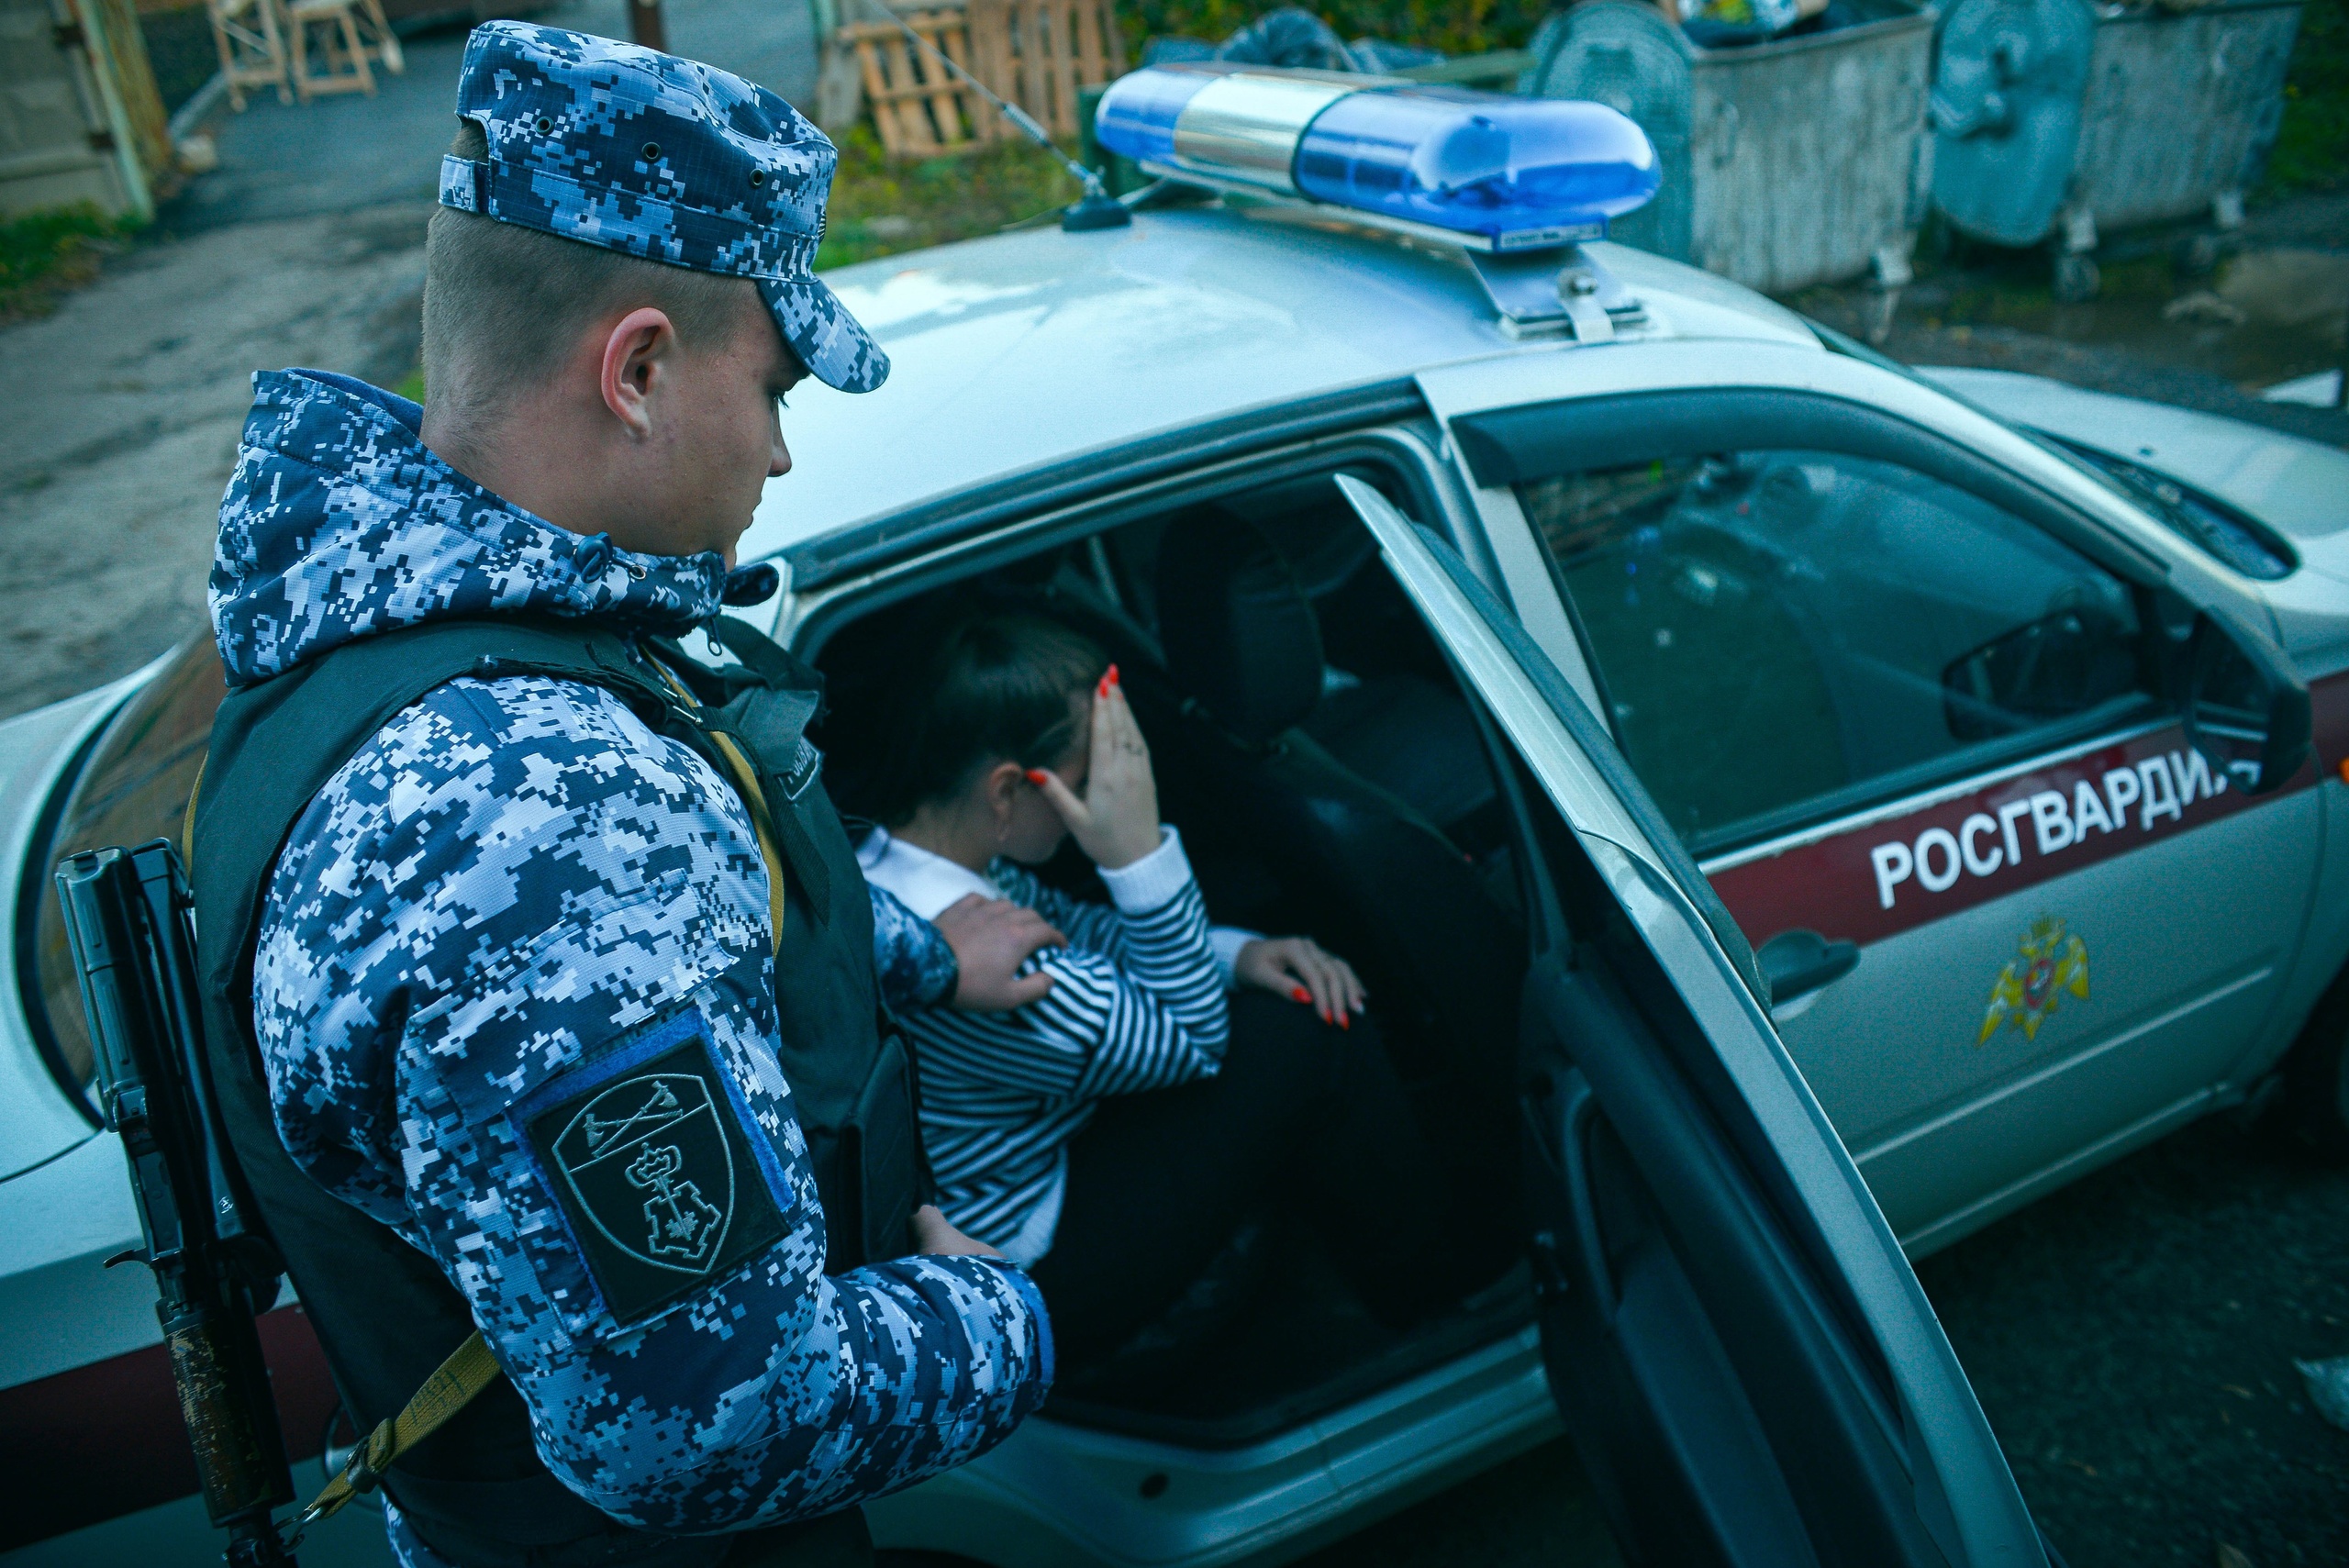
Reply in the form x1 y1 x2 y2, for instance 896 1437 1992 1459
1978 916 2090 1044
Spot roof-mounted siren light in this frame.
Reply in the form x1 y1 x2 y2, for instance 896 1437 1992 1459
1094 64 1662 339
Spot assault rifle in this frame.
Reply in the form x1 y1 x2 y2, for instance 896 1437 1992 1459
57 840 299 1567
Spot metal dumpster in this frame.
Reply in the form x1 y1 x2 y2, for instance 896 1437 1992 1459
1931 0 2302 299
1522 0 1938 295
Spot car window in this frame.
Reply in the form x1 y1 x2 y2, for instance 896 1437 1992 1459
1519 448 2154 852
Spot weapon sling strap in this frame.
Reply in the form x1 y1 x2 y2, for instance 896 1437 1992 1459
184 622 801 1539
295 1329 503 1533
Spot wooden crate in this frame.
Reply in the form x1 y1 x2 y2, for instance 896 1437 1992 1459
841 5 991 157
841 0 1122 157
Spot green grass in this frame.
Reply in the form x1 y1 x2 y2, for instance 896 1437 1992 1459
0 205 136 321
815 126 1088 269
1117 0 1547 57
2267 0 2348 192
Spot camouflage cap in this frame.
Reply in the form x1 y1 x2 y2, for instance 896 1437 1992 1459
439 22 886 394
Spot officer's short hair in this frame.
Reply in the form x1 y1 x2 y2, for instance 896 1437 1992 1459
421 121 765 417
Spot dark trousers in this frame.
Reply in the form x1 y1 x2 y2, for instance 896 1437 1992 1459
1029 989 1467 1370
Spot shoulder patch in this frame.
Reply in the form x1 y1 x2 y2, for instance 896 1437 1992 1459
512 1011 789 1328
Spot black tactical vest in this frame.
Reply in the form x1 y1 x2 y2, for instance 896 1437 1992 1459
189 614 924 1567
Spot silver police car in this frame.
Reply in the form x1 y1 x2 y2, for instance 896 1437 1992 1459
4 75 2345 1568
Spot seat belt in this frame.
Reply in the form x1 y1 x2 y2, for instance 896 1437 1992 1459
182 645 803 1542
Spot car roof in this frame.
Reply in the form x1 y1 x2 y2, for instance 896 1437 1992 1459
739 203 1825 568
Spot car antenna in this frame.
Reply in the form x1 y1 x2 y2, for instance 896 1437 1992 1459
851 0 1131 231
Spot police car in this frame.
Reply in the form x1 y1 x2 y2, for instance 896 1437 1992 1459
5 66 2346 1568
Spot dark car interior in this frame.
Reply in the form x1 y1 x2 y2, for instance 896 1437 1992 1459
810 463 1539 1446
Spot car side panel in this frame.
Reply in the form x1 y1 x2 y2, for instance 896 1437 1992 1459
1705 723 2320 1246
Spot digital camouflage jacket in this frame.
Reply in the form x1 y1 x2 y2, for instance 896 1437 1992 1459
212 370 1052 1562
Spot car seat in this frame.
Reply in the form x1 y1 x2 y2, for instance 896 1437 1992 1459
1263 519 1502 847
1151 509 1526 1254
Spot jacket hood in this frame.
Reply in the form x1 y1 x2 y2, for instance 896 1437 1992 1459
212 370 730 686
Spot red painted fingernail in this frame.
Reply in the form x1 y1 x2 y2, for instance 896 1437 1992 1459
1026 769 1050 785
1338 1013 1350 1030
1291 987 1311 1004
1107 663 1120 686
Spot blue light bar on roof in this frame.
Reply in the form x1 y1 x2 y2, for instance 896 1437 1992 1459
1094 65 1660 252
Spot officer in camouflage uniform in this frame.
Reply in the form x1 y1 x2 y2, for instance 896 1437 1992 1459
191 23 1055 1568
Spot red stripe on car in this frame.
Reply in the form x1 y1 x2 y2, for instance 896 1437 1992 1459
0 1306 338 1550
1706 718 2316 950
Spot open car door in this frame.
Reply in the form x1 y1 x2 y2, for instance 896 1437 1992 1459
1336 477 2049 1568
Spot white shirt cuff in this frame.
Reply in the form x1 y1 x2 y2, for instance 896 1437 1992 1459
1209 927 1262 990
1097 825 1194 914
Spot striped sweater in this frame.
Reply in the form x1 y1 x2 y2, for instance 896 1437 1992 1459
858 827 1246 1262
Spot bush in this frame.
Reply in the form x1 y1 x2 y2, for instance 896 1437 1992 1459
2266 0 2347 192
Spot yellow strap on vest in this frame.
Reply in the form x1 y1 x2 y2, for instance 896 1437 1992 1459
180 752 207 865
295 1329 502 1534
647 657 789 951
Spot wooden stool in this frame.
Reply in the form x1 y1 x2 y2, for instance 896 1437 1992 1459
286 0 404 102
206 0 292 110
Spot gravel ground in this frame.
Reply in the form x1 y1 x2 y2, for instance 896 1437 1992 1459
1920 1115 2349 1568
1297 1111 2349 1568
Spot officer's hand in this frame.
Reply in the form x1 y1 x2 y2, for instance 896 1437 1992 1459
935 894 1063 1011
1027 666 1162 871
911 1204 1001 1258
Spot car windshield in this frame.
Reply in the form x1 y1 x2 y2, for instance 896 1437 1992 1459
2038 439 2296 581
1807 316 2295 582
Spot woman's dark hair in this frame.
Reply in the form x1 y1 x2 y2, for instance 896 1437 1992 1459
828 609 1108 827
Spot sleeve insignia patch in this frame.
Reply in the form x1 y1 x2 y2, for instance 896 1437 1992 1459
1978 915 2090 1045
514 1012 791 1327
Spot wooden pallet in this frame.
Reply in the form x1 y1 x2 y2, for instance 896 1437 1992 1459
841 0 1123 157
841 6 990 157
966 0 1124 140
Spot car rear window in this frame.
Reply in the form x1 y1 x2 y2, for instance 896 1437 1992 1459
25 639 220 1102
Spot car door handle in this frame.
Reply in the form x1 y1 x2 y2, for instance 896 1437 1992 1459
1756 929 1861 1007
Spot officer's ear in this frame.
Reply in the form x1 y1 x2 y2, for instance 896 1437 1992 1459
599 306 680 439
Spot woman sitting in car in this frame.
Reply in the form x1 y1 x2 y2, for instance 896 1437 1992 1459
831 608 1475 1369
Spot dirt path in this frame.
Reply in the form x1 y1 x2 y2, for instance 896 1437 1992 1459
0 206 427 721
0 0 820 725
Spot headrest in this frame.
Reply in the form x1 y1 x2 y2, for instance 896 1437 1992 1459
1156 511 1324 746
